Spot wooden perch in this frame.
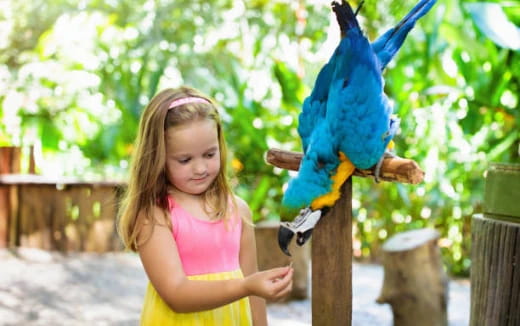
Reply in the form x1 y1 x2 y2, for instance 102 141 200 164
266 148 424 184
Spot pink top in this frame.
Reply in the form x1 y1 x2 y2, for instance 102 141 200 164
168 197 242 276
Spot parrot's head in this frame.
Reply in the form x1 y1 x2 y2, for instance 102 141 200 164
281 134 340 221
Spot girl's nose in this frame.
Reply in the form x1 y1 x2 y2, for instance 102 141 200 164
193 159 207 175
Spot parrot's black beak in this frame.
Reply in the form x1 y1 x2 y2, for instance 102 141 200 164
277 207 324 256
278 225 295 256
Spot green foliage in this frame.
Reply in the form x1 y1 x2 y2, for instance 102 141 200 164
1 0 519 276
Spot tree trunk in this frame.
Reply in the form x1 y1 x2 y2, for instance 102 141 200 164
470 163 520 326
377 228 448 326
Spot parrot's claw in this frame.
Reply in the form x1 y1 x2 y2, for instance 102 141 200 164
374 150 397 183
278 207 322 256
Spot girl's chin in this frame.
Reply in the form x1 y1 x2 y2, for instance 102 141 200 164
169 185 207 196
186 182 213 195
170 177 216 195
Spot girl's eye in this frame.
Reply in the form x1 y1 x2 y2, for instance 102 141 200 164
178 158 190 164
205 152 216 158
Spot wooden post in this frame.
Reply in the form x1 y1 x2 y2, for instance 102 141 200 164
470 163 520 326
0 146 21 248
0 146 21 174
0 185 11 248
0 146 37 248
266 148 423 326
312 178 352 325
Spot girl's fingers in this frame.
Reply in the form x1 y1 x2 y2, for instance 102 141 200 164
272 267 292 283
272 278 293 301
264 266 291 284
250 265 293 300
270 268 293 293
272 266 292 278
278 281 293 298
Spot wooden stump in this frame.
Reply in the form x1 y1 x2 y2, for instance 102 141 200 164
377 228 448 326
470 163 520 326
471 215 520 326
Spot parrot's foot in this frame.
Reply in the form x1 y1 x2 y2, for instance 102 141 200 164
278 207 323 256
374 150 397 183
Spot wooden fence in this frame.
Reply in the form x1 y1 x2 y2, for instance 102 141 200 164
0 174 124 252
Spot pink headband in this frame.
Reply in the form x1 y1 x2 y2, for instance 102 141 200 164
168 96 210 110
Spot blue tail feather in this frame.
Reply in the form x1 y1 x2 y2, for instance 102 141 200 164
372 0 437 70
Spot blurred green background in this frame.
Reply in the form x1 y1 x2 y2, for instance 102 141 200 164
1 0 519 277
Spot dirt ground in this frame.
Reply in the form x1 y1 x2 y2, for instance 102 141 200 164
0 248 470 326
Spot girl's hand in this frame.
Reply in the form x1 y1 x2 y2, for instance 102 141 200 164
244 266 293 301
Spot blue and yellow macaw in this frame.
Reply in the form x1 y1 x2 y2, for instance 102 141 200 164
278 0 436 255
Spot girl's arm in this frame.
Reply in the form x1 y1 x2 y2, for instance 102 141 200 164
138 206 293 314
237 197 268 326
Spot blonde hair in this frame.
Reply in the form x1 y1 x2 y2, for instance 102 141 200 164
117 86 235 251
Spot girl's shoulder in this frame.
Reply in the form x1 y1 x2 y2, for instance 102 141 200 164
233 195 252 223
138 204 170 225
135 204 171 249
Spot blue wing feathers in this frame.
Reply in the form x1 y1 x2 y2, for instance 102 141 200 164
298 57 337 152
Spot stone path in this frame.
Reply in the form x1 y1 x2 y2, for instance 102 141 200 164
0 248 470 325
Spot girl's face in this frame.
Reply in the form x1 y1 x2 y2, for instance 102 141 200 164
165 119 221 196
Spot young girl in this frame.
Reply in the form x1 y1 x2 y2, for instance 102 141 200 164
117 86 293 325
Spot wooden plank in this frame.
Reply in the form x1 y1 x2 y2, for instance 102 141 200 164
86 186 119 252
0 186 9 247
266 148 424 184
51 186 68 251
28 145 36 173
0 146 22 248
312 179 352 325
18 185 54 249
8 184 19 247
0 174 123 187
0 146 21 174
74 187 91 251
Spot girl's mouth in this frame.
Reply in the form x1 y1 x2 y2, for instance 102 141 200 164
192 175 208 181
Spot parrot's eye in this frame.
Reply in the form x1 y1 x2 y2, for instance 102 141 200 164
317 159 325 169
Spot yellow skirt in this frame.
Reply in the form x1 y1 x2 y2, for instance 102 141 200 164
140 269 252 326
